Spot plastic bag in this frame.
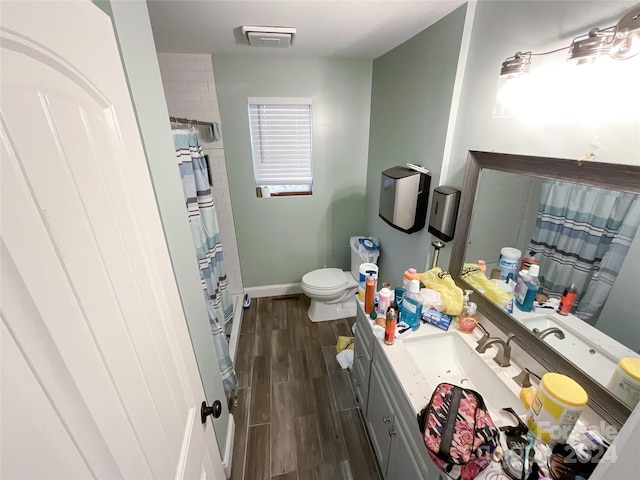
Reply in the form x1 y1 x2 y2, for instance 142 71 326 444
419 287 447 312
419 268 463 316
462 264 512 308
336 336 354 353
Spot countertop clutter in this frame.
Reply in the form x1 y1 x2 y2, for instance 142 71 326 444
353 300 611 480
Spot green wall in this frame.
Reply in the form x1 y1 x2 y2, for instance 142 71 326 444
213 56 373 287
446 0 640 183
364 4 468 286
444 0 640 351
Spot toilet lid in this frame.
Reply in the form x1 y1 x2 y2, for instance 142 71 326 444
302 268 347 290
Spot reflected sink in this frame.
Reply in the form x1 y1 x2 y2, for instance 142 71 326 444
520 316 618 386
403 332 524 415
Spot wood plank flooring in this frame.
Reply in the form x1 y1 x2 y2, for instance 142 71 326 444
230 295 382 480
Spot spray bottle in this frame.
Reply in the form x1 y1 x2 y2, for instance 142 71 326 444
559 283 577 315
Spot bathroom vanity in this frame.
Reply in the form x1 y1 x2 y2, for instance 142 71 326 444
352 302 544 480
353 305 438 480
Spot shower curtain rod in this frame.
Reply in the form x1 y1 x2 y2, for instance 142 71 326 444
169 116 215 128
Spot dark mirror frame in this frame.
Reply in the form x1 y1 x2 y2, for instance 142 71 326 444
449 151 640 429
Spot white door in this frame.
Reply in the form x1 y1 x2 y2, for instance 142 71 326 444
0 1 225 478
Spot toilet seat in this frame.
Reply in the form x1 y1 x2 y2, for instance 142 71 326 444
302 268 349 294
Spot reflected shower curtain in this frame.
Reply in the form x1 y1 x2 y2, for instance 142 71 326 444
527 180 640 323
173 130 238 394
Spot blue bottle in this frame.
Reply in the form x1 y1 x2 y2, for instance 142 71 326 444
515 264 540 312
401 280 423 330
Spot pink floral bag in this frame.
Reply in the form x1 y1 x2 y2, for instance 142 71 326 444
417 383 499 480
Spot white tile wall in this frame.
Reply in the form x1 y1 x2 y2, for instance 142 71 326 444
157 53 243 294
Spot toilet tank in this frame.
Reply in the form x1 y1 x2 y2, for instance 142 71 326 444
350 237 380 279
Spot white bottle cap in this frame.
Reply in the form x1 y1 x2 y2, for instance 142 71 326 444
529 264 540 277
409 279 420 293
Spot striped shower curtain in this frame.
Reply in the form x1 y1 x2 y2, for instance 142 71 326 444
173 130 238 394
528 180 640 323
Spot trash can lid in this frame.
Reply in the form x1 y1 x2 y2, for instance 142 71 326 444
359 238 379 251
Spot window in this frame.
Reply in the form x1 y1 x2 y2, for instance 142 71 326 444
247 97 313 197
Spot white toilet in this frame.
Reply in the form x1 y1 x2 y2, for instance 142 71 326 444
301 236 380 322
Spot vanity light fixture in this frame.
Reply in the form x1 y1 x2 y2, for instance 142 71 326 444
498 4 640 76
500 51 531 76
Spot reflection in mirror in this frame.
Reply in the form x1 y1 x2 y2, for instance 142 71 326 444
464 169 640 410
450 151 640 428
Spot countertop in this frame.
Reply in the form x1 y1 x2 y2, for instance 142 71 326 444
355 300 604 479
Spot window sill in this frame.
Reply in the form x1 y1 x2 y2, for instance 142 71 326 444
255 187 312 198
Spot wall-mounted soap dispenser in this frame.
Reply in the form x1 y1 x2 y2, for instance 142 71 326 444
428 186 461 242
379 166 431 234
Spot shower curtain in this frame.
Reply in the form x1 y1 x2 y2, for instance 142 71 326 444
527 180 640 323
173 129 238 394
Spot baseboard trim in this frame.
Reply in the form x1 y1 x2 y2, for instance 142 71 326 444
222 413 234 479
244 283 303 298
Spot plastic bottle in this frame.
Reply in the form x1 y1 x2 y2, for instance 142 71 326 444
499 247 522 282
558 283 577 316
402 268 418 290
515 264 540 312
384 307 397 345
477 260 487 276
377 287 392 317
520 251 539 272
394 287 405 309
458 301 478 333
364 271 376 314
401 279 423 331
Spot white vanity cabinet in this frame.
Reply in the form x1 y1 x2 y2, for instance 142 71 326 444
352 307 374 413
366 341 437 480
355 308 438 480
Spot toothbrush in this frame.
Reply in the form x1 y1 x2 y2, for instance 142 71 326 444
522 432 535 479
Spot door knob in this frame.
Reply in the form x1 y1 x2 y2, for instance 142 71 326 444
201 400 222 424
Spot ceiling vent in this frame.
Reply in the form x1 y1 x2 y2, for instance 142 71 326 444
241 25 296 48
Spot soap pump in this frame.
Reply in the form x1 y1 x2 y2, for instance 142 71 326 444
458 290 478 333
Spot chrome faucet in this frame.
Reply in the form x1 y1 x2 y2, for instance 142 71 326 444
512 367 542 388
476 330 515 367
533 327 565 341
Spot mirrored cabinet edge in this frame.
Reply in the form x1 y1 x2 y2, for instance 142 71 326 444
449 150 640 430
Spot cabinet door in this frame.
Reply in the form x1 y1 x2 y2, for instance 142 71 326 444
366 365 394 476
352 326 372 412
352 350 368 410
387 418 426 480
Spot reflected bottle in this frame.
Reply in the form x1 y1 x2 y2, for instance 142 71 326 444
558 283 577 316
515 265 540 312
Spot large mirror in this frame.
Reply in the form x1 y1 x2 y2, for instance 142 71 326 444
450 151 640 429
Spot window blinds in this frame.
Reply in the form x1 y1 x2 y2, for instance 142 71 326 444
248 98 313 187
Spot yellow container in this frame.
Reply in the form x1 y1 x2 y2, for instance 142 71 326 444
608 357 640 410
525 373 588 444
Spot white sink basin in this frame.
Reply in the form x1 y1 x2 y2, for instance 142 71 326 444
520 316 618 386
402 332 524 415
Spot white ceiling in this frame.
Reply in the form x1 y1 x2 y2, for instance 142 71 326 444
147 0 467 59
